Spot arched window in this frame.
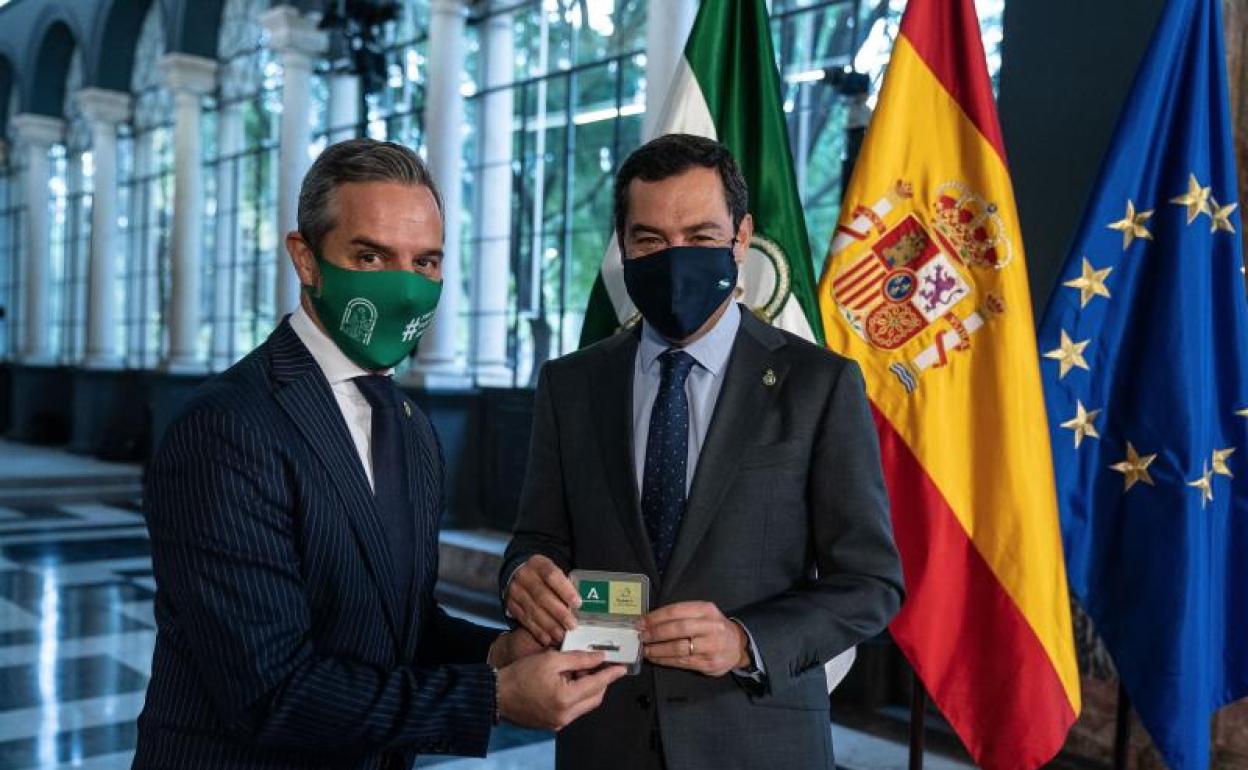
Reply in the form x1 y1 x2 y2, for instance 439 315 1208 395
49 49 92 364
204 0 282 369
0 86 21 360
118 3 173 369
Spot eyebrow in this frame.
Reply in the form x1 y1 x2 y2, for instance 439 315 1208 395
348 237 444 259
628 221 726 237
683 221 727 234
348 237 396 256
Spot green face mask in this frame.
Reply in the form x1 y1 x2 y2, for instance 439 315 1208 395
305 258 443 371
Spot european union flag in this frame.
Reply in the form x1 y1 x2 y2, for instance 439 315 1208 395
1038 0 1247 766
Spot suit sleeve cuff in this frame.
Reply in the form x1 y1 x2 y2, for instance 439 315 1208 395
501 563 524 620
729 618 766 682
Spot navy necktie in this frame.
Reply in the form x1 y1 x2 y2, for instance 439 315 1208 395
353 375 415 609
641 350 697 576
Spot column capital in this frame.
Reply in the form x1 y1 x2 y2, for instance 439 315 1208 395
430 0 472 18
75 88 132 127
260 5 328 58
10 113 65 147
162 53 218 95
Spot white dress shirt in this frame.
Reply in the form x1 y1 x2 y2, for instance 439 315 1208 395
289 305 394 492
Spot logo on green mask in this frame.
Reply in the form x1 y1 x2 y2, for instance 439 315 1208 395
341 298 379 345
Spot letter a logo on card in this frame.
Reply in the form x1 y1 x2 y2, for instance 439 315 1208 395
579 580 609 613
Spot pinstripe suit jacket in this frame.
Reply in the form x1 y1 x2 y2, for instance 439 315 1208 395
134 318 499 770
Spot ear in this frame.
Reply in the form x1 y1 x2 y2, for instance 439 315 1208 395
732 214 755 266
287 232 320 291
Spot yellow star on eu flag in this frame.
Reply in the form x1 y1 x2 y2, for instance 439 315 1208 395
1188 463 1215 507
1170 173 1212 224
1060 400 1101 448
1044 330 1091 378
1109 441 1157 491
1212 447 1236 477
1209 197 1238 234
1063 257 1113 307
1108 200 1154 249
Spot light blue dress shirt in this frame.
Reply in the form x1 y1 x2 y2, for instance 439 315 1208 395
632 302 764 679
632 302 742 496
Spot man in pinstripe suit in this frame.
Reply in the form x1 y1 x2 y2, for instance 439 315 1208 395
135 139 625 770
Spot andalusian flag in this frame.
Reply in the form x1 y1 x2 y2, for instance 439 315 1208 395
818 0 1080 767
579 0 822 347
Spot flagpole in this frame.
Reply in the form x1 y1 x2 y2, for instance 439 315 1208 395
909 669 925 770
1113 681 1131 770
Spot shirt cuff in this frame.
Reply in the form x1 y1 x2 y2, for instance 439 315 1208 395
501 562 524 620
729 618 766 682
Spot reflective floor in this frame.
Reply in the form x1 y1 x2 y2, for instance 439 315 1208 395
0 441 962 770
0 442 558 769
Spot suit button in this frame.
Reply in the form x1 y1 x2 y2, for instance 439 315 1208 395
637 694 652 709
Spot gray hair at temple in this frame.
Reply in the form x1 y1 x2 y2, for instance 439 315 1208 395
297 137 444 253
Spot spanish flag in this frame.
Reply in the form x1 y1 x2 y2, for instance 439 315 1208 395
818 1 1080 767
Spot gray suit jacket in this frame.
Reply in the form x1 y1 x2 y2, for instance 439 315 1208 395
501 309 904 770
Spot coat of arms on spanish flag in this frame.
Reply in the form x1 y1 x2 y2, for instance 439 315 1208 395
818 0 1080 767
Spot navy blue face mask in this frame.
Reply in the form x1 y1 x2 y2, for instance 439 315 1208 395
622 245 739 341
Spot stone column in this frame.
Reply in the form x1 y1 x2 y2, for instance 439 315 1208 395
328 71 361 143
63 152 86 362
643 0 699 140
211 102 244 370
77 88 131 369
261 5 328 317
10 113 65 365
0 139 10 360
410 0 471 388
471 5 515 386
162 53 217 373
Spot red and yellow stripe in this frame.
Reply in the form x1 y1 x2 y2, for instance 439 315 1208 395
818 1 1080 767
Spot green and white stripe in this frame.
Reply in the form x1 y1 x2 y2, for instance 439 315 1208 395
580 0 823 347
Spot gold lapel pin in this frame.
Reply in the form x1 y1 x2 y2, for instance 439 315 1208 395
763 369 777 387
403 402 412 418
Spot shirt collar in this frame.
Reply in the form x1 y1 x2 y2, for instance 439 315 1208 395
639 302 741 378
289 304 394 385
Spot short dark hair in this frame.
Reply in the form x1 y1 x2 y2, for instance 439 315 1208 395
297 137 443 253
613 133 749 245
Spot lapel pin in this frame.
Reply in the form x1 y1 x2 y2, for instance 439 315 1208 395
403 402 412 418
763 369 777 387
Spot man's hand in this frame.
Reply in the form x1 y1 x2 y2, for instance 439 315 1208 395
505 555 581 646
497 651 627 731
639 601 750 677
486 627 546 669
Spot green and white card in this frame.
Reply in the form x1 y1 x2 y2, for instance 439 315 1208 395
562 570 650 673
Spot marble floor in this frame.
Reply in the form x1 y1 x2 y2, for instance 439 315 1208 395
0 441 966 770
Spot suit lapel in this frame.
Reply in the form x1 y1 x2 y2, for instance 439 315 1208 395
661 315 789 594
267 320 405 643
590 330 661 583
399 398 437 661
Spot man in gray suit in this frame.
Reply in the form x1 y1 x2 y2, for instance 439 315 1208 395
500 133 905 769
